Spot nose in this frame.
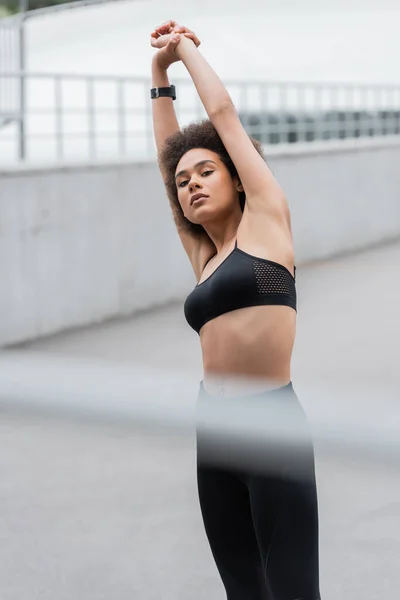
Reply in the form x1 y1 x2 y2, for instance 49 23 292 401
189 178 201 193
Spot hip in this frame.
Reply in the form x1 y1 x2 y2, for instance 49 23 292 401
196 380 315 478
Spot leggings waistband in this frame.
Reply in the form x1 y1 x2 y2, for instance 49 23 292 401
199 380 294 400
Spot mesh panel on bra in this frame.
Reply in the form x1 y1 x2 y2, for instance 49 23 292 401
253 261 294 295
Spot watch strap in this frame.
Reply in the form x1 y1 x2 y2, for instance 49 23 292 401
150 85 176 100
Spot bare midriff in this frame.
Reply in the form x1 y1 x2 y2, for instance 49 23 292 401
200 305 296 397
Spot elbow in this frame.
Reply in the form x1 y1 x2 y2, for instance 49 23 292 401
208 99 235 119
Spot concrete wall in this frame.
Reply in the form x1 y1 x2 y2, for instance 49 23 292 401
1 137 400 347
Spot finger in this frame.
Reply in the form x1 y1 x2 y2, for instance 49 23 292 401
172 24 191 33
189 32 201 46
155 26 169 36
168 24 182 34
166 33 181 50
173 25 200 46
150 33 168 48
154 22 172 35
153 30 169 39
182 32 200 47
183 26 200 43
184 32 200 46
157 20 177 33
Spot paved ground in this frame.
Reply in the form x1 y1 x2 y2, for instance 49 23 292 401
1 241 400 600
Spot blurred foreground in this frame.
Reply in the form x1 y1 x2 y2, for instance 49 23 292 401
1 241 400 599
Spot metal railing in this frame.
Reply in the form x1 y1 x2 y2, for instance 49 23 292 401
0 10 28 158
0 0 132 160
1 71 400 164
23 0 132 18
0 17 21 128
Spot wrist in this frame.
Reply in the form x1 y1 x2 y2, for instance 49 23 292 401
152 54 167 71
174 34 197 60
152 56 170 85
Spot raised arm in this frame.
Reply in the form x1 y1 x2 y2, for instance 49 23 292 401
150 23 199 167
174 34 289 222
150 23 215 276
151 59 179 153
150 29 181 235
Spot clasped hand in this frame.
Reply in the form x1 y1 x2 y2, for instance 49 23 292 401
150 20 200 70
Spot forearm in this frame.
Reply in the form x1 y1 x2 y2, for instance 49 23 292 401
175 36 232 116
151 57 180 153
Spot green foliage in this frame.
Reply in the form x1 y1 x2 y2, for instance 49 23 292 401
1 0 73 13
0 4 13 15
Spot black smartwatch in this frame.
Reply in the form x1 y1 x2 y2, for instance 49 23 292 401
150 85 176 101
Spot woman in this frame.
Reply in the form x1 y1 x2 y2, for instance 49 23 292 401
150 21 321 600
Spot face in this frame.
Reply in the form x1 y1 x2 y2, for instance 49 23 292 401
174 148 243 225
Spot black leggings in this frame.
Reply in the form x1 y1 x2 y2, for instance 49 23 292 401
196 382 321 600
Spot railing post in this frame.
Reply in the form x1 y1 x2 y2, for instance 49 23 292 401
87 77 96 160
117 78 126 158
55 76 64 160
18 0 29 160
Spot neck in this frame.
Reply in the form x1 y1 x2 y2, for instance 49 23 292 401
202 212 242 253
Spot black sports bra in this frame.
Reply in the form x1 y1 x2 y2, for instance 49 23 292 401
184 241 297 334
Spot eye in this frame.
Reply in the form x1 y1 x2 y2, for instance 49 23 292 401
202 170 213 177
178 180 189 188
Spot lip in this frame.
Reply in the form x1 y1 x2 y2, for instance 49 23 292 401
190 193 209 206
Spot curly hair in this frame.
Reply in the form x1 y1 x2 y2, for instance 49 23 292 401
158 119 265 237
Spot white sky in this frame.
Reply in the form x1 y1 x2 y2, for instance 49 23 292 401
26 0 400 84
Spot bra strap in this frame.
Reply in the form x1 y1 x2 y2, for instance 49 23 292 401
203 253 215 269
